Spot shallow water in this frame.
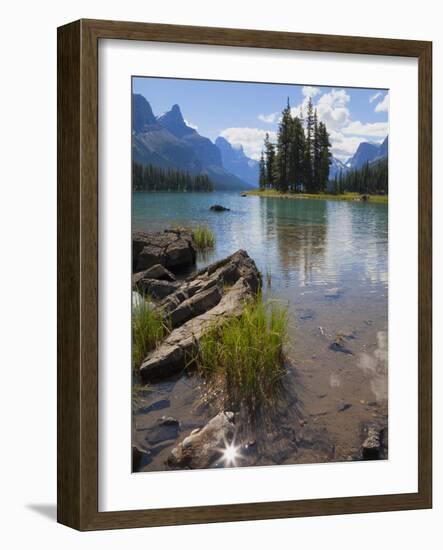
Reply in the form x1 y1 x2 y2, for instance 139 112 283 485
132 191 388 470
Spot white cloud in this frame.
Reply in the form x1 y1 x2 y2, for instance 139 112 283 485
291 89 351 132
374 94 389 113
258 112 278 123
316 89 351 130
302 86 320 98
369 92 382 104
234 87 387 162
342 120 389 137
219 128 277 160
184 119 198 130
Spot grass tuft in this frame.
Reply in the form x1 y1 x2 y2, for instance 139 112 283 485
194 295 288 409
193 225 216 250
132 296 166 369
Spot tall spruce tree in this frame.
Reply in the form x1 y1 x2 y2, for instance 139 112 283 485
318 121 331 192
288 116 305 192
264 132 276 189
258 150 266 190
276 98 292 193
304 97 315 192
312 109 322 192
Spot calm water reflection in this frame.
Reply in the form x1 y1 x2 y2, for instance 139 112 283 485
133 191 388 333
133 191 389 468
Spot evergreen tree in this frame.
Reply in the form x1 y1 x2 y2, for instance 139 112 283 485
312 109 321 192
304 97 315 192
276 98 292 193
132 162 214 192
288 116 305 192
264 132 276 189
258 150 266 190
338 158 388 195
318 121 331 192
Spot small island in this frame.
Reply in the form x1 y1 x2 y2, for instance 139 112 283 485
251 97 388 202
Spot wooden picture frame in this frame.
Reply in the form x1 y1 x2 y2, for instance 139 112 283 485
57 18 432 530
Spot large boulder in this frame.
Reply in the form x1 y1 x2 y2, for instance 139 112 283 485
168 412 235 469
133 229 197 273
139 250 260 382
137 278 180 300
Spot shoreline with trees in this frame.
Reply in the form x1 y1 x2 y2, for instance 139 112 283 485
133 162 214 192
257 96 388 202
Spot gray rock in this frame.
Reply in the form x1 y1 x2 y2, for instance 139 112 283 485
329 334 353 355
140 250 260 382
168 284 222 328
137 278 180 300
145 416 181 446
137 398 170 415
210 204 230 212
168 412 235 469
324 287 341 299
337 400 352 412
133 229 196 272
143 264 176 281
362 426 382 459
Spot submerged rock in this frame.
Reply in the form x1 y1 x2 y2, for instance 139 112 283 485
329 334 353 355
145 416 181 446
210 204 230 212
337 400 352 412
324 287 342 299
168 411 235 469
132 444 149 470
139 250 260 382
133 229 196 272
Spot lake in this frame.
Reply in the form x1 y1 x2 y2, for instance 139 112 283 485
133 191 388 468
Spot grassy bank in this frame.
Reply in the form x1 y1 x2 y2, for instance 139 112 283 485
245 189 388 204
132 297 166 369
194 296 288 409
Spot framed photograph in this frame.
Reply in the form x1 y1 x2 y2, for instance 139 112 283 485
57 19 432 530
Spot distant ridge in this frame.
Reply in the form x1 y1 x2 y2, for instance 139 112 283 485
215 137 259 187
345 136 389 170
132 94 255 191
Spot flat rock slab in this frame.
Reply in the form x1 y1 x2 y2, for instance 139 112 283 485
143 264 176 281
137 278 180 300
168 412 235 469
133 229 196 272
139 250 260 382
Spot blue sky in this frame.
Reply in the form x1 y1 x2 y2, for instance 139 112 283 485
133 77 389 162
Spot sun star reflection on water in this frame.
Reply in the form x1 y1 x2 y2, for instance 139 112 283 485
223 443 241 467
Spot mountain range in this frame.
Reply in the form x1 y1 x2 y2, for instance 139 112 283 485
345 136 389 170
328 135 388 181
132 94 255 190
133 93 388 190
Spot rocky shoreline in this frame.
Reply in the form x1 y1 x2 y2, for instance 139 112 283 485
132 230 388 471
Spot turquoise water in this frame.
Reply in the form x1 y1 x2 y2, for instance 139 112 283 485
132 191 389 469
133 191 388 318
